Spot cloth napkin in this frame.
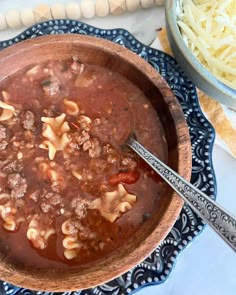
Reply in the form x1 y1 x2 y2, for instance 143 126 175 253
157 28 236 158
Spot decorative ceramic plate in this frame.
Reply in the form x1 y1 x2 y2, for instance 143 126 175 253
0 20 216 295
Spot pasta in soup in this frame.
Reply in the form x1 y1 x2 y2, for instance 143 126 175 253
0 57 167 268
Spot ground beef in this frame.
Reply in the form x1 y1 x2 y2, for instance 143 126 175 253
2 160 23 173
93 118 101 126
0 140 8 150
0 125 7 140
49 193 61 206
83 140 92 151
29 190 40 202
68 142 79 152
88 138 102 158
0 125 8 150
42 77 60 96
77 115 92 131
75 204 87 218
107 154 118 164
0 159 11 169
103 144 116 155
40 192 61 210
78 223 96 240
22 111 35 131
121 157 137 170
7 173 24 190
51 182 61 193
7 173 27 199
76 130 90 146
76 169 93 182
40 201 51 213
71 198 89 219
44 192 54 199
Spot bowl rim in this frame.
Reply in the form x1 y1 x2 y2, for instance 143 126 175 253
165 0 236 105
0 34 192 291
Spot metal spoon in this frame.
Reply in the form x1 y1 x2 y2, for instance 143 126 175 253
127 137 236 252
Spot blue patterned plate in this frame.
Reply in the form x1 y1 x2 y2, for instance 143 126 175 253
0 20 216 295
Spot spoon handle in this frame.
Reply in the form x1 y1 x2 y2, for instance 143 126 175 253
127 137 236 252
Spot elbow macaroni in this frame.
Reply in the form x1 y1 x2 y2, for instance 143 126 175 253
0 199 25 232
0 100 15 121
26 215 55 250
64 99 80 116
61 219 81 260
62 236 81 250
64 249 77 260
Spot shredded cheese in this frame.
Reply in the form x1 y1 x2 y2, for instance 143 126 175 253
177 0 236 90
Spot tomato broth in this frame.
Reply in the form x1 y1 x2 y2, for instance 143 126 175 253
0 57 167 268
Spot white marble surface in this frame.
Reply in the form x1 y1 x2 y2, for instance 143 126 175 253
0 0 164 45
0 2 235 295
138 145 236 295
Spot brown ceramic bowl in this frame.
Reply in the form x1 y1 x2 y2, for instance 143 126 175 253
0 35 191 291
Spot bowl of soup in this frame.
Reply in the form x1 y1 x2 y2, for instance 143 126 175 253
0 35 191 291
